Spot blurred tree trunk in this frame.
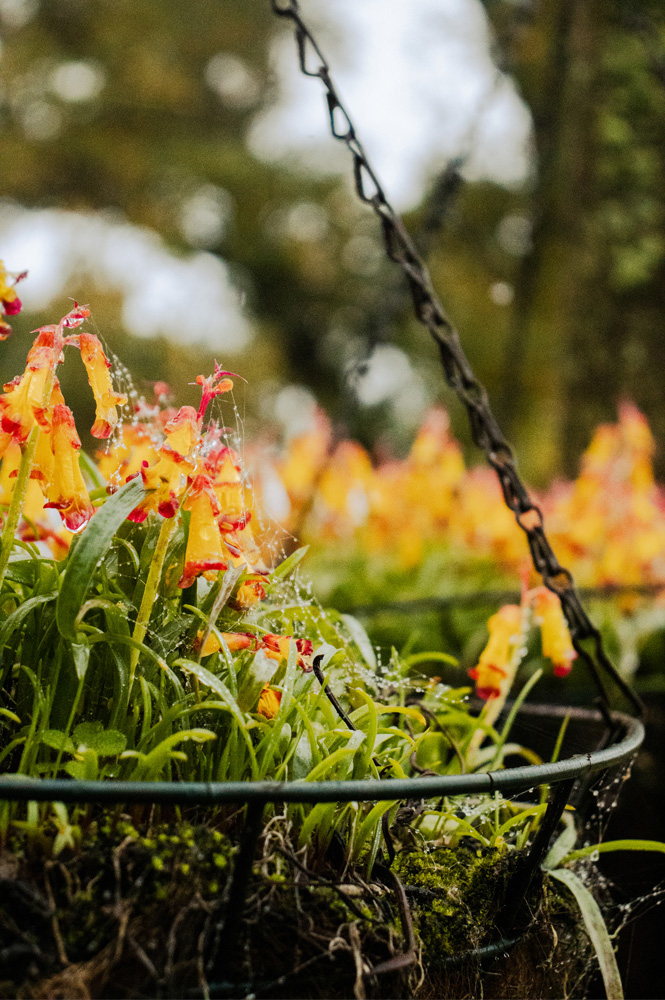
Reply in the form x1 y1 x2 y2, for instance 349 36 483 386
486 0 665 479
487 0 603 479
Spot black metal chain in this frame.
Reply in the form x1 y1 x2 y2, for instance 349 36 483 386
270 0 643 719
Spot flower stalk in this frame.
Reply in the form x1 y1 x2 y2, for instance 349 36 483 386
128 514 178 693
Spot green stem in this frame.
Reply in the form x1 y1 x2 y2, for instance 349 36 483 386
53 674 85 777
0 424 41 590
128 515 177 693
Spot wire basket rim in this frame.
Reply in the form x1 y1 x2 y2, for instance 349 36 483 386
0 705 643 807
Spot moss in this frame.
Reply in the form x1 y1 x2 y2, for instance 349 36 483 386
392 844 511 960
0 816 595 1000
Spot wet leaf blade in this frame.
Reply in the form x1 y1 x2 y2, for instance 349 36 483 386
548 868 623 1000
56 478 146 640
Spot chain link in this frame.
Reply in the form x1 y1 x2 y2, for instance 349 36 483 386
270 0 642 718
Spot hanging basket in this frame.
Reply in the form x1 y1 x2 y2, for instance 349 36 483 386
0 705 643 999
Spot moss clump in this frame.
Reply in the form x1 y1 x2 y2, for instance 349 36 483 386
393 844 511 960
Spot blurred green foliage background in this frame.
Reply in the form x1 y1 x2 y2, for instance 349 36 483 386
1 0 665 484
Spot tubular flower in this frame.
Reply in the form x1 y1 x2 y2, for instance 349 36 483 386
207 446 244 518
127 407 201 521
257 684 282 719
128 452 185 522
234 578 267 608
97 424 158 484
194 626 312 669
262 634 314 671
0 305 96 454
532 588 577 677
469 604 524 700
43 404 94 532
0 260 26 338
178 475 228 588
262 633 291 661
0 336 56 448
77 333 127 438
0 441 47 523
195 630 259 657
205 444 262 568
163 406 199 457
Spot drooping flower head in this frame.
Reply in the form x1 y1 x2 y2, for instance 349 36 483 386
257 684 282 719
178 473 229 588
469 604 524 700
43 404 95 532
76 332 127 438
0 304 126 537
532 587 577 677
469 585 577 701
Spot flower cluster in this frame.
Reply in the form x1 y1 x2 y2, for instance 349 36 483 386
546 402 665 593
257 405 524 570
259 402 665 592
0 305 126 533
469 586 577 700
99 363 262 590
195 631 314 719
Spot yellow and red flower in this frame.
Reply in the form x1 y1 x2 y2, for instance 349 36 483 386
257 684 282 719
162 405 199 457
43 404 94 532
234 577 267 607
77 332 127 438
469 604 524 700
0 334 57 447
178 474 228 588
532 588 577 677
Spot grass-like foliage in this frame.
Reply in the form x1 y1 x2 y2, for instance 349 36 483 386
0 303 569 851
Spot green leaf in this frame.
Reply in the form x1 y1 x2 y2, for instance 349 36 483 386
340 613 377 670
73 721 103 745
543 812 578 870
129 729 216 780
40 730 75 754
56 477 146 640
561 839 665 865
64 760 86 780
4 559 40 586
90 730 128 756
305 731 365 782
548 868 623 1000
0 593 57 650
403 650 459 669
271 545 309 581
71 641 90 681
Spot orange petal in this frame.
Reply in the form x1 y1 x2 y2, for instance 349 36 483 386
257 684 282 719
